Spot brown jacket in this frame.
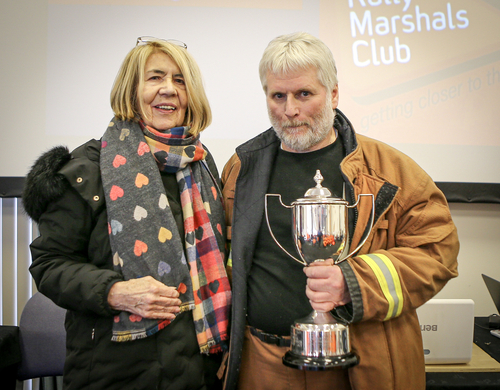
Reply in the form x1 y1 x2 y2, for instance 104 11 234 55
221 110 459 390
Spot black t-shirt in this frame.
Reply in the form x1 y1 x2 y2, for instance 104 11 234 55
247 139 345 336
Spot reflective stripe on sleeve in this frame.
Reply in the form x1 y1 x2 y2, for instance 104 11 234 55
358 254 403 320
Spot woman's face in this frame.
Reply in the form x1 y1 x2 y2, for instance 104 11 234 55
138 52 188 130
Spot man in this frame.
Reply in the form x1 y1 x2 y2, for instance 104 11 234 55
221 32 459 390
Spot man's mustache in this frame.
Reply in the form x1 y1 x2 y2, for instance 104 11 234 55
280 121 310 129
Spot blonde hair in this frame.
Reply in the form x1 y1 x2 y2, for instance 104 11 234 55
110 39 211 136
259 32 338 93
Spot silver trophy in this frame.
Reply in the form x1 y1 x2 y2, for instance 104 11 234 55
265 170 374 370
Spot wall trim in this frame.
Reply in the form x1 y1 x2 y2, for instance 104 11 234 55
2 177 500 204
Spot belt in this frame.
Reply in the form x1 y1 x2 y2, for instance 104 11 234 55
249 326 291 348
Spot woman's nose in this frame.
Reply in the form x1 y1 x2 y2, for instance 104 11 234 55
159 78 177 96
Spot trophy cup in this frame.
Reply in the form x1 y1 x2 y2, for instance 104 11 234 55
265 170 374 370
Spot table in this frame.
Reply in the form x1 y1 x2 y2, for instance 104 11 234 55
426 344 500 373
425 317 500 389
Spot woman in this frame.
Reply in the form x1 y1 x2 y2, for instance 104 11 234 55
22 37 231 390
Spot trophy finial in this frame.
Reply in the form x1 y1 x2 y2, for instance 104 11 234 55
304 169 332 198
314 170 324 188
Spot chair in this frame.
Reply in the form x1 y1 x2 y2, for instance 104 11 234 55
16 292 66 382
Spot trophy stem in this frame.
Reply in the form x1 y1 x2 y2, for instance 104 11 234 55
297 309 336 325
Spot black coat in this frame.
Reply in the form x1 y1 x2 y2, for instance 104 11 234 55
23 139 222 390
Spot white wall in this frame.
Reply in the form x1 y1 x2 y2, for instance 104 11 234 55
435 203 500 316
1 0 499 316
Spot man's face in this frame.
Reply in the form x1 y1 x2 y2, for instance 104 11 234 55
266 67 339 153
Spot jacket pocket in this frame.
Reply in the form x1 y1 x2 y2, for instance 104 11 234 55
370 219 389 250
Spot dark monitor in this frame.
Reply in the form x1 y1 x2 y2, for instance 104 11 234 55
482 274 500 329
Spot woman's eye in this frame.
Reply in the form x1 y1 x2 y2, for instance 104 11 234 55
175 78 185 85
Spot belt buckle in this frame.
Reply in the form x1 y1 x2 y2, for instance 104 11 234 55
264 332 281 345
250 327 290 347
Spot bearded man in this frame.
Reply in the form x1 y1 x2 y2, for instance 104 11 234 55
221 32 459 390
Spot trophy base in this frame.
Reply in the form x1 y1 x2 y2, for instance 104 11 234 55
282 351 359 371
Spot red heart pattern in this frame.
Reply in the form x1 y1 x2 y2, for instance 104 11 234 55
113 155 127 168
178 283 187 294
129 314 143 322
134 240 148 256
137 141 150 156
110 185 124 201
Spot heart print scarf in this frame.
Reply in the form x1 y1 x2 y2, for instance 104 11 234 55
100 118 231 354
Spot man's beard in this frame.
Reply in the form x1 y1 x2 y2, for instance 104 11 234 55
270 96 335 152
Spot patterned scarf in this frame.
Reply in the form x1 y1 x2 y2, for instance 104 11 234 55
100 118 230 354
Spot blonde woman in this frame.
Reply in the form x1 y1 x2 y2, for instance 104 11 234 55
23 37 230 390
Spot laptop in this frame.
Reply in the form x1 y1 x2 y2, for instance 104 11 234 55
482 274 500 328
416 298 474 364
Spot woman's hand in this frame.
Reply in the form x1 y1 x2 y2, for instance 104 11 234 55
303 259 351 312
107 276 181 320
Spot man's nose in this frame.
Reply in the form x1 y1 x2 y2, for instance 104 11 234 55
284 98 299 117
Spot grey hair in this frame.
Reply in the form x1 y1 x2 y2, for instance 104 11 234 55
259 32 338 92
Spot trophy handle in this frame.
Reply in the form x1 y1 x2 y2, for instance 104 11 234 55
342 193 375 261
265 194 307 266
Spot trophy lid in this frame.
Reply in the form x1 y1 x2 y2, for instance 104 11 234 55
294 170 347 205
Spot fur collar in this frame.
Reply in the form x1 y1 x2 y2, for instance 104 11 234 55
22 146 72 223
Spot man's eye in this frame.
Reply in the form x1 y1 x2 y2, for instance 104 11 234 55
274 93 284 99
300 91 311 97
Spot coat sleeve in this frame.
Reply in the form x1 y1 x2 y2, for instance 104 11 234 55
29 185 123 316
221 153 241 241
338 167 459 324
24 142 123 316
220 153 241 285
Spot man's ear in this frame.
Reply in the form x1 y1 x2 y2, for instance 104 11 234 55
331 84 339 109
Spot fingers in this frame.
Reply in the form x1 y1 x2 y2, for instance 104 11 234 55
303 261 339 280
131 282 182 319
139 276 181 298
133 296 181 320
108 276 183 319
309 301 336 313
307 258 335 267
305 286 337 312
135 293 182 311
306 271 344 292
305 287 334 302
306 283 346 306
